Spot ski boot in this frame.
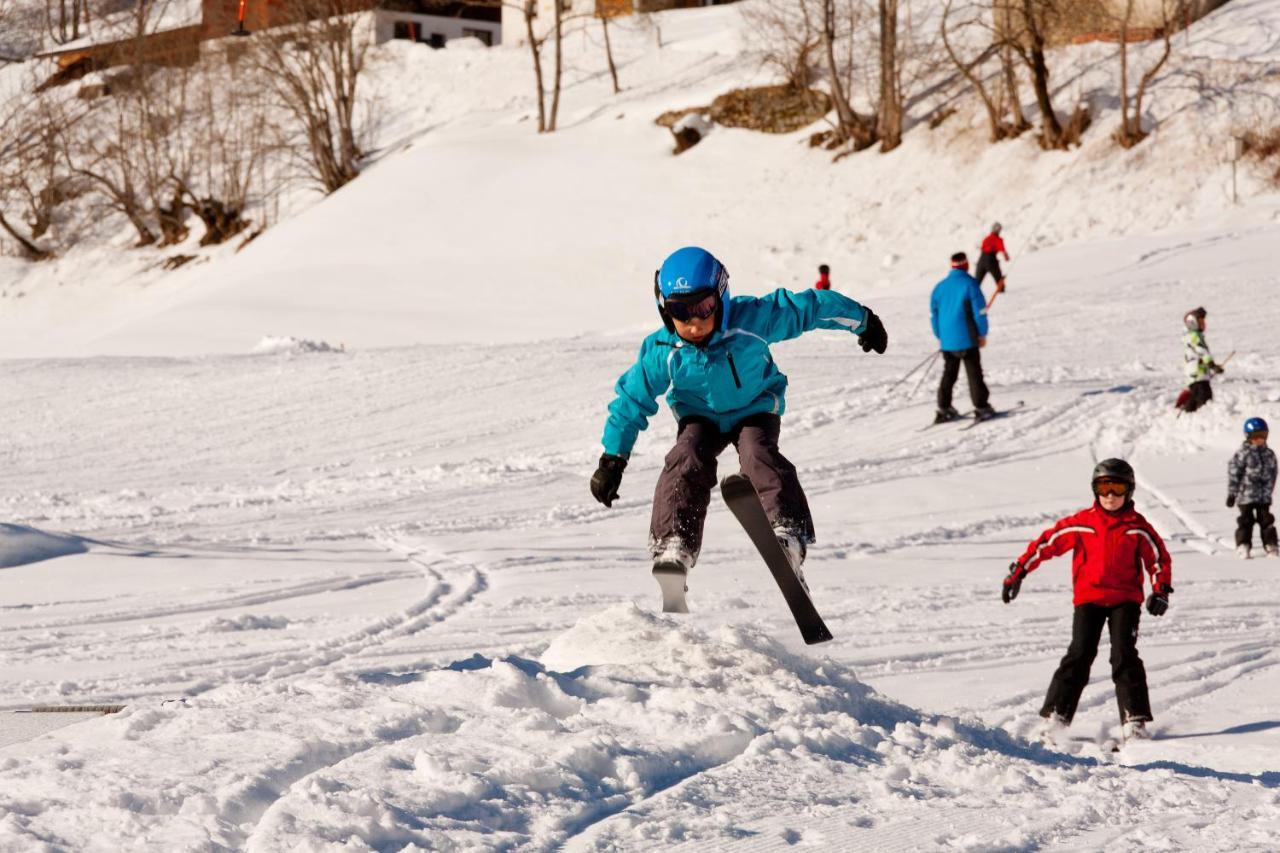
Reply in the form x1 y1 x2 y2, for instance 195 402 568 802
773 527 808 593
651 539 695 614
1038 712 1069 745
934 405 962 424
1122 719 1151 743
974 403 998 422
1267 545 1279 559
1236 543 1252 560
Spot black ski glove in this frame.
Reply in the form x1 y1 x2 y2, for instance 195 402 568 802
858 309 888 355
590 453 627 508
1146 582 1172 617
1226 494 1236 508
1002 562 1024 604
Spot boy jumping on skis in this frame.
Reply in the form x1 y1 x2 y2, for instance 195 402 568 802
1177 306 1224 414
589 246 887 607
1002 459 1173 742
1228 417 1277 559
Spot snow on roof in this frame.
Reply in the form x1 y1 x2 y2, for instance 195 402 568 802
37 0 203 55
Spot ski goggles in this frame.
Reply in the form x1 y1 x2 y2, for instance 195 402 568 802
1093 479 1130 497
1248 431 1269 441
664 290 719 322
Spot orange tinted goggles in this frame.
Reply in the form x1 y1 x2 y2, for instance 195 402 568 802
1094 480 1130 497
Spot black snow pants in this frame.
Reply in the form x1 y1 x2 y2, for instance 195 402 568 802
1040 602 1152 725
937 347 990 411
649 413 814 560
1182 379 1213 413
975 252 1004 287
1236 503 1278 550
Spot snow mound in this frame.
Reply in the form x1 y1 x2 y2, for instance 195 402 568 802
200 614 291 632
251 336 346 355
0 524 90 568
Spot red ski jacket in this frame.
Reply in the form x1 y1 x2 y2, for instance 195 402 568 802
814 275 831 291
1014 502 1172 607
981 233 1006 255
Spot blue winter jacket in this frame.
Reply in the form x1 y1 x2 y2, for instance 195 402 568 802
602 288 869 457
930 268 988 352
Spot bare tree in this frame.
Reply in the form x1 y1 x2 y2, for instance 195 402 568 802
249 0 372 193
175 58 276 244
1002 0 1066 149
743 0 821 92
45 0 91 46
820 0 875 148
597 0 619 95
941 0 1027 142
1113 0 1185 148
548 0 564 131
0 98 60 259
876 0 902 150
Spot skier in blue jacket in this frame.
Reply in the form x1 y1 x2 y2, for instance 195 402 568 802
590 246 888 600
931 251 994 423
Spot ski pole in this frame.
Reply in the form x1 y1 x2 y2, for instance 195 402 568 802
885 349 941 395
907 349 941 399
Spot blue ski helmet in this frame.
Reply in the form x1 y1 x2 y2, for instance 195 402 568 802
654 246 731 334
1245 417 1269 435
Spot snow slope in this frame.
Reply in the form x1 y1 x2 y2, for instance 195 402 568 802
2 1 1280 850
1 0 1279 356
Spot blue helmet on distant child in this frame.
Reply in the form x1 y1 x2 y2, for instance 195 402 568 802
1245 417 1269 435
654 246 731 334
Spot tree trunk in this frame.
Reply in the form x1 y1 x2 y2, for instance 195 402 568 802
823 0 856 136
600 8 619 94
1118 0 1133 141
549 0 564 132
877 0 902 152
524 3 546 133
1020 0 1062 148
1001 43 1028 132
0 210 52 261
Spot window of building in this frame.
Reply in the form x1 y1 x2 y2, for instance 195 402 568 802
392 20 411 39
428 32 445 48
462 27 492 46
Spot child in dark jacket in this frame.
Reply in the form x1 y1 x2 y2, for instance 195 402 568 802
1228 417 1278 559
1002 459 1173 742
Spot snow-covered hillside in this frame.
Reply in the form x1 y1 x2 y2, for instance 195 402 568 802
2 1 1280 850
1 0 1279 356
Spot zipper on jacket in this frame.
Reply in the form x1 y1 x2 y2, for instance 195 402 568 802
726 353 742 388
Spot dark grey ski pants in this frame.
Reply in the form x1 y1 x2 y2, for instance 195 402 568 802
1236 503 1278 550
937 347 990 411
1040 602 1152 725
649 413 814 559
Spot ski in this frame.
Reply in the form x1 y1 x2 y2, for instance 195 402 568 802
959 400 1027 431
720 473 834 645
918 411 973 431
652 561 690 614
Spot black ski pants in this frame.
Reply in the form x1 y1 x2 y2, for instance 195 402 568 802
1236 502 1278 550
937 347 990 411
975 252 1003 286
1040 602 1152 725
649 413 814 560
1183 379 1213 413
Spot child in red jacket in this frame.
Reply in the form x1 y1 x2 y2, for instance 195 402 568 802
1002 458 1173 741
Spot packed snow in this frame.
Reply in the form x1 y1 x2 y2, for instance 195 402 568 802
2 0 1280 850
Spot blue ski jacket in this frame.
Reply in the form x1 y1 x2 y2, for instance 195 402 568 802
602 288 869 457
930 268 988 352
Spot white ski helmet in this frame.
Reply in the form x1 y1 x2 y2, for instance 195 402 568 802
1183 306 1206 331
